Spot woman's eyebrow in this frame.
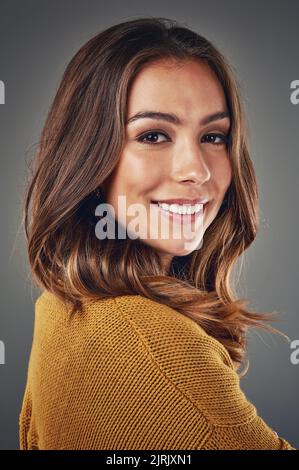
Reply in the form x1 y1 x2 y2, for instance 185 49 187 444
126 110 230 126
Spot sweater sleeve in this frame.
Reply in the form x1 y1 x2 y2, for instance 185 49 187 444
115 296 296 450
178 335 295 450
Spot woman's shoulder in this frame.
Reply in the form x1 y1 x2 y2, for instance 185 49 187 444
112 294 234 367
34 290 231 366
28 290 295 449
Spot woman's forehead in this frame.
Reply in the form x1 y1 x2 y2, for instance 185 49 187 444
127 59 227 121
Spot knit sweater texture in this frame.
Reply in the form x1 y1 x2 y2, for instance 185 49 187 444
19 290 296 450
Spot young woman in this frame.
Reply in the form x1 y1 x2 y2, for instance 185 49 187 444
19 16 295 450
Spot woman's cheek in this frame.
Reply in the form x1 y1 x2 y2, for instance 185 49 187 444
210 155 232 191
124 149 166 186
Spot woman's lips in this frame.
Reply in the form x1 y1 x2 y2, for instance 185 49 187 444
150 201 207 224
151 198 208 205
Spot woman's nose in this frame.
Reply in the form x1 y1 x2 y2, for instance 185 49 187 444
171 143 211 185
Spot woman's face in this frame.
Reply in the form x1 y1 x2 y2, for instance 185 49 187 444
102 58 232 272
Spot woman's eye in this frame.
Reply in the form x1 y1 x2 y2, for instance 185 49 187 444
136 131 230 146
201 133 230 146
136 131 168 145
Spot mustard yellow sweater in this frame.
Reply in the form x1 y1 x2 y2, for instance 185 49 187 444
19 291 295 450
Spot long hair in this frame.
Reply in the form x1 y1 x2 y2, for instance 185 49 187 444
23 16 285 375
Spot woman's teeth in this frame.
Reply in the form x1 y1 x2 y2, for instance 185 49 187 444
156 202 203 215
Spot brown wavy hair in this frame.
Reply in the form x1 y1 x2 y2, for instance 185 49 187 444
23 16 286 375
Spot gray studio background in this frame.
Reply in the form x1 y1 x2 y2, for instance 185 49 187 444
0 0 298 450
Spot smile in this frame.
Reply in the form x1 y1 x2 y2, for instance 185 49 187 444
150 200 207 223
156 201 203 215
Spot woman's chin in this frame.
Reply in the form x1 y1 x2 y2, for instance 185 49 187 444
151 238 203 257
